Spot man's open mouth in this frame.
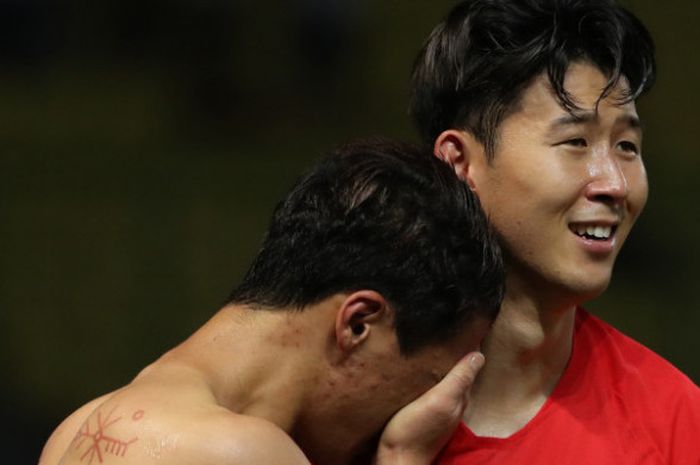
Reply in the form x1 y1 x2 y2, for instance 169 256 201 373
569 223 617 241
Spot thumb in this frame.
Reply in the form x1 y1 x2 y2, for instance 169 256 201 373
436 352 485 406
403 351 485 431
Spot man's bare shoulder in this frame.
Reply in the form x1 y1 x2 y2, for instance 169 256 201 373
40 379 309 465
189 411 311 465
55 401 309 465
39 392 118 465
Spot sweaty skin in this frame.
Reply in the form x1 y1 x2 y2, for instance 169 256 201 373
40 298 488 465
41 362 311 465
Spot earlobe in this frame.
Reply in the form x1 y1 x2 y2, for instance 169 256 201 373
335 291 389 353
434 129 483 191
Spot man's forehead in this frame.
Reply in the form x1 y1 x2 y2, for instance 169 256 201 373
546 63 634 107
514 65 639 121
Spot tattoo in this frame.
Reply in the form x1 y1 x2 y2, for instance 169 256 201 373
73 405 142 464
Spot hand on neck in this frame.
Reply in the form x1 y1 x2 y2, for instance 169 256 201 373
464 279 578 438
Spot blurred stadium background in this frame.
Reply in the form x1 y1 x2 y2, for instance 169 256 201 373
1 1 698 462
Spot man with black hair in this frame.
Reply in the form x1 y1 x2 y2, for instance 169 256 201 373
38 139 505 465
406 0 700 463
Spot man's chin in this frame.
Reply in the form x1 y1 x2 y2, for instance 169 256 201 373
564 278 612 307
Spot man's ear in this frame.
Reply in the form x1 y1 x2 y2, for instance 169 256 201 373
335 290 390 354
434 129 485 192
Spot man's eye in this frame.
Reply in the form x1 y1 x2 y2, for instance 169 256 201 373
562 138 587 147
617 140 639 154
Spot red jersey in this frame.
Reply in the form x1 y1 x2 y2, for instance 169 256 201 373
437 308 700 465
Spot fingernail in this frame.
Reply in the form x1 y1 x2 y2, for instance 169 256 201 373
469 353 485 370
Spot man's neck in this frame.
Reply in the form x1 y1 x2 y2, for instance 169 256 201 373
171 306 321 426
464 285 577 438
167 302 368 465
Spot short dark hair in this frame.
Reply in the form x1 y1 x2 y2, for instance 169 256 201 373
230 138 504 354
410 0 656 157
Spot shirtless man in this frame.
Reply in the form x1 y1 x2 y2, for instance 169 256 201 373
38 139 504 465
409 0 700 463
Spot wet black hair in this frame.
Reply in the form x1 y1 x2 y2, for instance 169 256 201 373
410 0 656 157
230 138 504 354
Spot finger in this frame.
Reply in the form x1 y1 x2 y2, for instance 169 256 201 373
435 351 485 404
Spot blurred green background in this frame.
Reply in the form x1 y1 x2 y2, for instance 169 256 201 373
1 1 698 462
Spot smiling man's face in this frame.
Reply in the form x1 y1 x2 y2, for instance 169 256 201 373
466 61 648 304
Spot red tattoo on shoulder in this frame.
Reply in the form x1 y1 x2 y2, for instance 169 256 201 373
72 406 144 464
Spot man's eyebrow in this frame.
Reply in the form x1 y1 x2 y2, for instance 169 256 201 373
622 114 643 130
549 112 596 129
549 112 643 131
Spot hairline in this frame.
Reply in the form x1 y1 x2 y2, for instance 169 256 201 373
453 60 640 162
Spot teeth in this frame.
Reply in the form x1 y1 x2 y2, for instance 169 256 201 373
573 225 612 239
596 226 611 238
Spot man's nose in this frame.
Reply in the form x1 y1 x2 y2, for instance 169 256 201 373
584 147 629 204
